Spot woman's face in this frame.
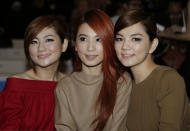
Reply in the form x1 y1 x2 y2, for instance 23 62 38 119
75 23 104 68
29 27 67 68
114 22 156 68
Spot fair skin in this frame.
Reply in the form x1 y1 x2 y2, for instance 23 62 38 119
75 23 103 75
115 22 159 84
13 27 68 81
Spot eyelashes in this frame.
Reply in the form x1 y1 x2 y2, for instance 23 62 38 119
115 37 142 42
78 37 102 43
30 38 55 45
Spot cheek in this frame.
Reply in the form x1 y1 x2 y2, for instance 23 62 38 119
96 45 103 53
49 44 62 53
114 44 122 56
133 44 148 54
75 44 85 53
29 46 37 57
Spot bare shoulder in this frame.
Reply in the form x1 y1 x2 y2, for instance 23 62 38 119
11 70 32 79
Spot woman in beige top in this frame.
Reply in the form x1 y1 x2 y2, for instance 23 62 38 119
114 9 189 131
54 9 132 131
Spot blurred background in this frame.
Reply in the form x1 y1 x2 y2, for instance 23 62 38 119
0 0 190 98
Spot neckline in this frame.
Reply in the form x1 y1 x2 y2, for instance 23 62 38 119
73 71 103 85
8 77 58 83
133 65 163 86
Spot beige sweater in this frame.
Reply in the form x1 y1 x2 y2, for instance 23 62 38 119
54 71 132 131
126 66 189 131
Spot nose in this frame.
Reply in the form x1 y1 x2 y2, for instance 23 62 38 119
87 40 96 51
122 40 131 50
38 42 46 51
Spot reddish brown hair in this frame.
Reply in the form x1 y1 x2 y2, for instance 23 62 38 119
73 9 123 131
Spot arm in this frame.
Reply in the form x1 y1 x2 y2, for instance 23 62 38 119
0 81 23 130
157 70 187 131
54 81 76 131
106 72 132 131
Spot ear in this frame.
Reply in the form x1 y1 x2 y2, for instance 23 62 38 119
62 38 68 52
149 38 159 54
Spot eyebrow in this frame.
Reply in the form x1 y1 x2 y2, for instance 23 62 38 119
78 34 87 37
130 33 143 37
116 33 143 37
78 34 100 38
44 35 56 38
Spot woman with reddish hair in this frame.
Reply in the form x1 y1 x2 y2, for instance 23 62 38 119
54 9 132 131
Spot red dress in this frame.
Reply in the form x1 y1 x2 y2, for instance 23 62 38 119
0 78 57 131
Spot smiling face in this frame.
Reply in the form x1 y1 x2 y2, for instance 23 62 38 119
29 27 66 69
75 23 104 69
114 22 157 68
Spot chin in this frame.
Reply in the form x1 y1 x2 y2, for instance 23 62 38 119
83 62 102 68
120 61 133 67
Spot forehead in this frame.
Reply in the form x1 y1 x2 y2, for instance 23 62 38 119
117 22 146 35
77 23 97 36
36 27 57 37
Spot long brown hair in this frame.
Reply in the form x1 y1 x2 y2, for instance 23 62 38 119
73 9 123 131
24 14 68 69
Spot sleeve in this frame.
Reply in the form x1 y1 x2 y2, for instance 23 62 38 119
157 70 187 131
54 80 76 131
106 72 132 131
0 81 23 130
182 103 190 131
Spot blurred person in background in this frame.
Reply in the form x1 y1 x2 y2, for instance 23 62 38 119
156 0 190 98
111 0 147 24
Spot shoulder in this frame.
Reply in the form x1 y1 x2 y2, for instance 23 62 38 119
117 71 132 92
57 72 68 81
56 72 76 90
58 72 75 83
122 71 132 81
118 71 132 85
156 66 184 84
155 66 186 97
6 70 30 84
11 70 31 79
3 74 29 92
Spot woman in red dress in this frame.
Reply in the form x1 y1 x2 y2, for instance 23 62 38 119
0 15 68 131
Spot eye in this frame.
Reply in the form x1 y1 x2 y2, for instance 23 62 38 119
31 40 38 44
79 37 86 41
132 37 141 42
46 38 54 42
96 37 101 42
115 37 123 42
